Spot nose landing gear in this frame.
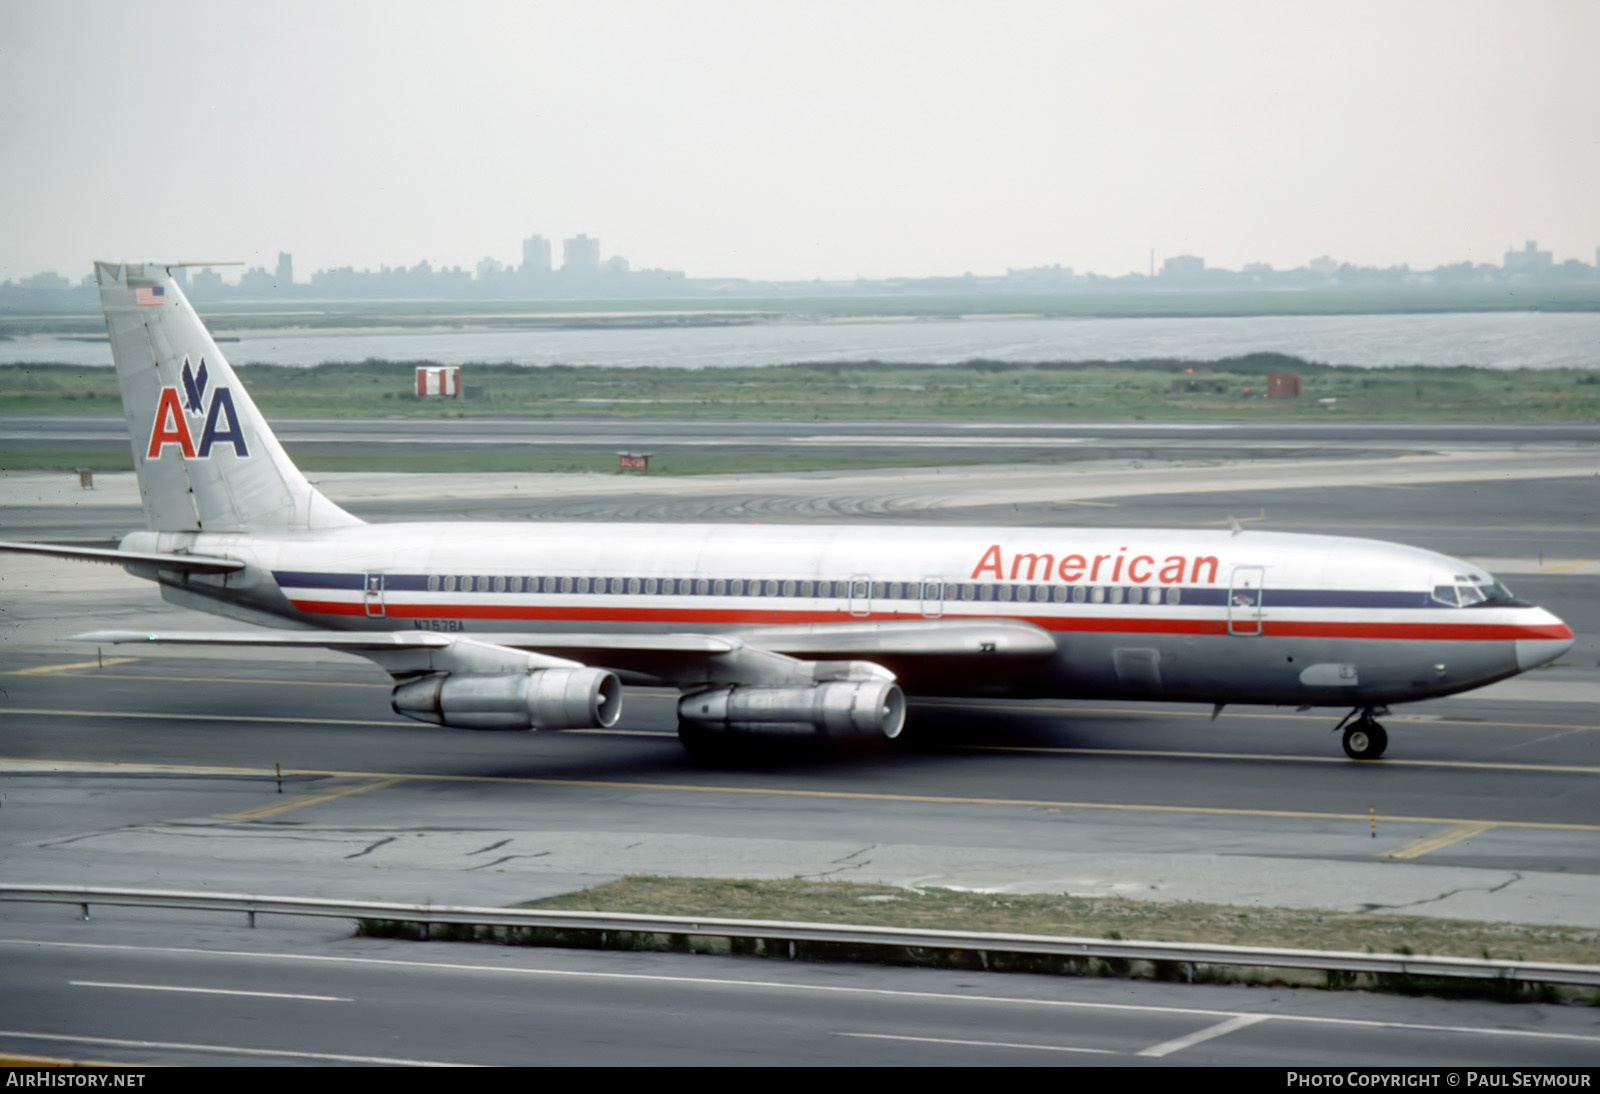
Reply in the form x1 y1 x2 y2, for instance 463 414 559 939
1335 707 1389 760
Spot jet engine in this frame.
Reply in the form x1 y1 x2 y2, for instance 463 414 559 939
677 679 906 741
391 668 622 731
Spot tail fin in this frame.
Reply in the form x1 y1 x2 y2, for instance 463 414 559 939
95 261 360 533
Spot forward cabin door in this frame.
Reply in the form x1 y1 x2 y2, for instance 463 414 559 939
1227 566 1265 636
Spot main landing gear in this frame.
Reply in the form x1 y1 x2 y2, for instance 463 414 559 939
1334 707 1389 760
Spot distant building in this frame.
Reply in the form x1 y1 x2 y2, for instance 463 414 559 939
276 252 293 286
562 234 601 275
521 235 552 276
1504 240 1553 274
1160 254 1205 279
190 267 224 294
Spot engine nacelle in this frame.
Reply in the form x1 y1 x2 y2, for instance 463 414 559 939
677 680 906 741
391 668 622 731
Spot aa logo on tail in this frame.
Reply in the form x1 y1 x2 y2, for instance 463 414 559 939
146 357 249 459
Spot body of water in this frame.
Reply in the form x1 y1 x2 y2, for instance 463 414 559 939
4 311 1597 370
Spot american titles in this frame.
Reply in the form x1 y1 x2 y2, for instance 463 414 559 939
972 544 1220 585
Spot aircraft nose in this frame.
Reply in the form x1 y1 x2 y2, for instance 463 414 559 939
1515 613 1574 672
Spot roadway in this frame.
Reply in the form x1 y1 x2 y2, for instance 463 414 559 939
4 919 1599 1066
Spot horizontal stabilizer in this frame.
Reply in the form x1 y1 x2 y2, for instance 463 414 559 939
1 540 244 574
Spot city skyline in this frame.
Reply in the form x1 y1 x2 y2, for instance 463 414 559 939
4 3 1599 282
9 230 1598 304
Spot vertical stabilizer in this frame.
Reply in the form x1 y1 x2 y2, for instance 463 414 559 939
95 262 360 533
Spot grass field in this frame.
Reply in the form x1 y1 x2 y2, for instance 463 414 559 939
527 875 1600 968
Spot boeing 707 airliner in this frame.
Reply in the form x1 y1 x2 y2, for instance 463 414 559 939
0 263 1574 760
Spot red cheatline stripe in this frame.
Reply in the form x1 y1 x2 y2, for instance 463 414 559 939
286 600 1570 642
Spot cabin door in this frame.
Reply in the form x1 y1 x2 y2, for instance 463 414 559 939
1227 566 1265 636
364 572 387 618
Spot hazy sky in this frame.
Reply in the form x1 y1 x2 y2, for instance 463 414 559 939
4 1 1598 282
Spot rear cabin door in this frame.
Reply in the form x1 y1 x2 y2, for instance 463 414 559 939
364 572 386 618
1227 566 1265 636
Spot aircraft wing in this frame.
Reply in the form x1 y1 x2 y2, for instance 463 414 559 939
71 618 1052 688
0 540 245 575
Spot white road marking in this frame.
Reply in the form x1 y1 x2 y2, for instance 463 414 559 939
0 1030 469 1067
1138 1014 1268 1057
70 980 351 1002
839 1032 1116 1055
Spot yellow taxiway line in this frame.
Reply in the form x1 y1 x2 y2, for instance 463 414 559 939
223 776 405 820
6 658 138 676
1381 821 1499 860
3 756 1599 836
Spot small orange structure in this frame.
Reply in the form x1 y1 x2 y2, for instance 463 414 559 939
618 452 651 472
1267 372 1301 398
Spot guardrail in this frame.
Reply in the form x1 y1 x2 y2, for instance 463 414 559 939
5 884 1597 988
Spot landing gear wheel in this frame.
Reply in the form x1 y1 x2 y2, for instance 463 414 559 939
1342 721 1388 760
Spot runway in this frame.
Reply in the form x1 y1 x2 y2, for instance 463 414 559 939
2 448 1597 1065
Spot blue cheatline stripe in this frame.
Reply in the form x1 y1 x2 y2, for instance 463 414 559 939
271 570 363 590
271 571 1437 610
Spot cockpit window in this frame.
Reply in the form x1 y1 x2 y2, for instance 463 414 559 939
1434 579 1518 608
1474 581 1515 603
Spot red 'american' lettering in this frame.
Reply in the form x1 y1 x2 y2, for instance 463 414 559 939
970 544 1220 585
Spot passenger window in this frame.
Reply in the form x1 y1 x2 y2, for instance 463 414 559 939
1091 587 1105 604
1072 586 1087 603
1166 587 1181 605
427 575 440 592
978 585 994 602
493 576 506 593
1109 587 1124 604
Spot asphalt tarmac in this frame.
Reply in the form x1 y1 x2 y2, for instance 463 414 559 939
6 412 1599 464
1 447 1596 1066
